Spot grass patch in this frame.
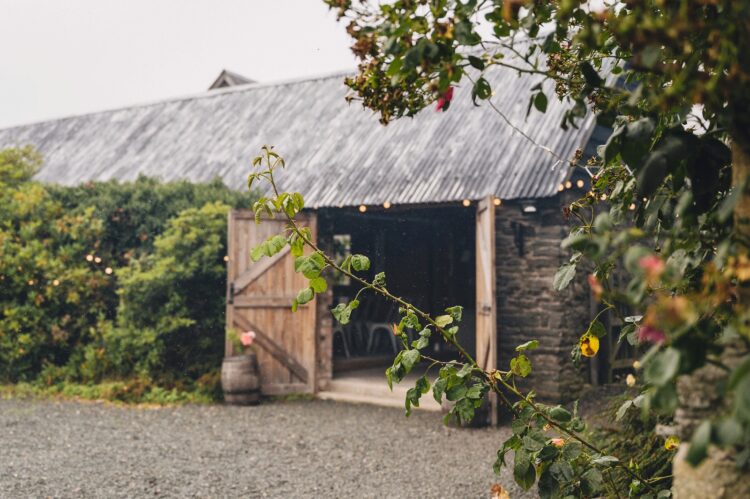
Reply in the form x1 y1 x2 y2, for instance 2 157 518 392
1 380 217 406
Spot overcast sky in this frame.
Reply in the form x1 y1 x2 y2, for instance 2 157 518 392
0 0 356 129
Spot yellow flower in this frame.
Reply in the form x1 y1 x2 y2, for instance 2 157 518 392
580 334 599 357
665 435 680 451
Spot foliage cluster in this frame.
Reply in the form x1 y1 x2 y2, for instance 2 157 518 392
0 147 254 401
317 0 750 496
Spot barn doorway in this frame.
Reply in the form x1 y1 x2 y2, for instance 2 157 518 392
316 204 484 411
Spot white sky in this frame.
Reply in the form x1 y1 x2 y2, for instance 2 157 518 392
0 0 356 129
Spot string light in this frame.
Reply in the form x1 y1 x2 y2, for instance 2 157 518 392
629 203 636 211
383 201 391 209
28 279 34 286
52 279 60 286
565 180 573 189
493 197 502 206
600 193 608 201
358 205 367 213
94 256 102 264
223 255 229 262
576 179 585 188
558 184 564 192
85 255 94 262
104 267 113 275
462 199 471 207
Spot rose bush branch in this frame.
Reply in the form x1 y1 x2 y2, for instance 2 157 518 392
247 146 657 496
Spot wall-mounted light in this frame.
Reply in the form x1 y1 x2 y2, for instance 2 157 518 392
521 202 537 214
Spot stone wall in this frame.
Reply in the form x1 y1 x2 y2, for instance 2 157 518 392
495 194 590 402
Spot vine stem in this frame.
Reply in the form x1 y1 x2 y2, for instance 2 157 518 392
259 152 655 494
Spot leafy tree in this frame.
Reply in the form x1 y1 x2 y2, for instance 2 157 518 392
260 0 749 493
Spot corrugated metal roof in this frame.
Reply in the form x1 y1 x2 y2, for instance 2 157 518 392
0 64 596 208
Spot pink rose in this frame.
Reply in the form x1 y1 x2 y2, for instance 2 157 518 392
639 255 665 277
240 331 256 347
436 87 454 112
637 325 666 345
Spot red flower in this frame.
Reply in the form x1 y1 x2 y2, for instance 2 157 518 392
436 86 454 111
588 274 604 300
637 325 666 345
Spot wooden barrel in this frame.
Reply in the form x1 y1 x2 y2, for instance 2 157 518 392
221 354 260 405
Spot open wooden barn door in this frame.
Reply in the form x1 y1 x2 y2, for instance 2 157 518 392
476 196 498 425
226 209 318 395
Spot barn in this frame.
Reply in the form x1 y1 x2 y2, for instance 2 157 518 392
0 64 618 418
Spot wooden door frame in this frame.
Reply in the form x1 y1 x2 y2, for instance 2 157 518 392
476 196 498 425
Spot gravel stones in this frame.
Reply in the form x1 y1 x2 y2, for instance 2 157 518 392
0 398 534 498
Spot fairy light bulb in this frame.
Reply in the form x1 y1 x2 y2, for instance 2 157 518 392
85 255 94 262
462 199 471 207
223 255 229 262
358 205 367 213
493 198 502 206
94 256 102 264
565 180 573 189
558 184 564 192
383 201 391 209
52 279 60 286
104 267 113 275
576 179 585 188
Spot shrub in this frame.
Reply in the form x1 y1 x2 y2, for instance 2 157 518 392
106 202 231 386
0 150 111 381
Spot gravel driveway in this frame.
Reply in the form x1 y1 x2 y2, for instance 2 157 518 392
0 398 534 498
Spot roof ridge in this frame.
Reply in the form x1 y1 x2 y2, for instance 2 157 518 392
0 68 354 131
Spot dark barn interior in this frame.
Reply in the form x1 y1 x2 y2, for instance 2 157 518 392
319 205 476 372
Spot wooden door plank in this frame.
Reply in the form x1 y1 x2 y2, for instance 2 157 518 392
232 246 291 293
234 309 309 383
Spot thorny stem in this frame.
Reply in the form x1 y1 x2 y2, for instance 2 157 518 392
261 155 655 494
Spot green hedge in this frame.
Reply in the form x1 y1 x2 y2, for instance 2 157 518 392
0 147 256 399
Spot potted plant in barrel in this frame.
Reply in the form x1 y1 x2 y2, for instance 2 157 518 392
221 328 260 405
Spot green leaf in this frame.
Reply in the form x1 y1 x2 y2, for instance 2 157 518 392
294 252 325 279
309 277 327 293
373 271 386 287
296 287 314 305
588 320 607 338
686 420 711 466
401 349 421 374
533 91 548 113
515 340 539 352
615 400 633 421
644 348 681 386
513 450 536 490
432 377 447 403
580 468 603 496
467 55 485 70
510 354 532 377
592 455 619 467
471 77 492 105
549 406 572 423
580 61 603 87
522 435 544 452
445 305 463 323
351 254 370 271
553 263 576 291
435 315 453 328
